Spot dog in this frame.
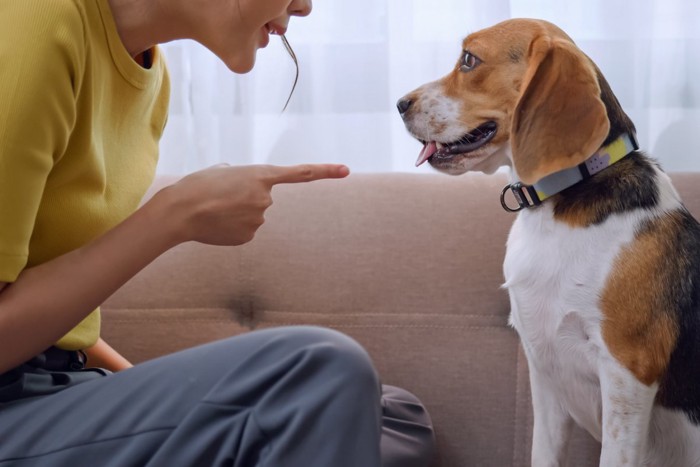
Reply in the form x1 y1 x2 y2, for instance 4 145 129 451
398 18 700 466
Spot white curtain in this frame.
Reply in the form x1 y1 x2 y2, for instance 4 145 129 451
157 0 700 175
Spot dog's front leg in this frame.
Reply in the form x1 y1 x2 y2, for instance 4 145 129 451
529 365 574 467
598 357 657 467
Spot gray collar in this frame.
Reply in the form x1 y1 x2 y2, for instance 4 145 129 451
500 133 639 212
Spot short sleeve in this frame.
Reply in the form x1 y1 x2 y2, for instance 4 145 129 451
0 1 85 281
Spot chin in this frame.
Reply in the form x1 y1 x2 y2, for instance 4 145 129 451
225 58 256 74
220 48 258 74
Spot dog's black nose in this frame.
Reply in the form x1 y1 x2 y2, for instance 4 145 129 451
397 98 413 114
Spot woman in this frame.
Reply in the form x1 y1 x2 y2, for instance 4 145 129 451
0 0 434 465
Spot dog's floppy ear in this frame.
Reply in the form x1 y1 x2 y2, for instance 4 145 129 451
511 36 610 185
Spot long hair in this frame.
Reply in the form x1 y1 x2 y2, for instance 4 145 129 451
280 34 298 112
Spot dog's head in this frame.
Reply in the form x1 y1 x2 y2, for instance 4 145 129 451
398 18 629 185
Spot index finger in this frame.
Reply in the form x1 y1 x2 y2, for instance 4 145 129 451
263 164 351 186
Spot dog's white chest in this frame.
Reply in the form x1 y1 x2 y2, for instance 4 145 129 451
503 207 642 436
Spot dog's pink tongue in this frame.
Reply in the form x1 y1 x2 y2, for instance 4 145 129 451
416 141 437 167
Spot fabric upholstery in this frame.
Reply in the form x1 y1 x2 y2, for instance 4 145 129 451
103 172 700 466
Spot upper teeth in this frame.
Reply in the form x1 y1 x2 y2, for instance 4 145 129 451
436 142 444 149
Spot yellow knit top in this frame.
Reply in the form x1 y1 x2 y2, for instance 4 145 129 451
0 0 170 349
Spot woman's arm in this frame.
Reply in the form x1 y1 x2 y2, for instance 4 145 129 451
84 337 133 371
0 284 132 372
0 191 176 373
0 164 349 374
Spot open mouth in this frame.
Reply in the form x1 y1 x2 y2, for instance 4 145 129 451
415 121 497 167
265 23 287 36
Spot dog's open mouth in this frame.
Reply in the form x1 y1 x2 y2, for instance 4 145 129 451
415 121 497 167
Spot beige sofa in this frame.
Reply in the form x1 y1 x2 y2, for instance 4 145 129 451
101 171 700 467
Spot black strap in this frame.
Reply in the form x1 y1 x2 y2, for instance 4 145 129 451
0 348 107 404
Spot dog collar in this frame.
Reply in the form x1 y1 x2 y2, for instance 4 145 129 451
500 133 640 213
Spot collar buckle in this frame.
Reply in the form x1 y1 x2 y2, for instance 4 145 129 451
500 182 542 213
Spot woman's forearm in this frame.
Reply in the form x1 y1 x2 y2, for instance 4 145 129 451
0 193 178 374
0 164 349 374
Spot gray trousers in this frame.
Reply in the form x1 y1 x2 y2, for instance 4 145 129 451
0 326 434 466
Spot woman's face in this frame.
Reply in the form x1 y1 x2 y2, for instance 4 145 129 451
210 0 312 73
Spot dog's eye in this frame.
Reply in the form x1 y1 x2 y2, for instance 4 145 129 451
460 52 481 72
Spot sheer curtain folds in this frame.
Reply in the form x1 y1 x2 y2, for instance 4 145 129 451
158 0 700 175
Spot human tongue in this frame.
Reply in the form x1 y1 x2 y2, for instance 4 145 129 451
415 141 437 167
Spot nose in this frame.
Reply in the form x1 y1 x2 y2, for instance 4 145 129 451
397 98 412 115
290 0 312 17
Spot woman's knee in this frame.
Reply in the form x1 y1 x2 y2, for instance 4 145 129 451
278 326 380 392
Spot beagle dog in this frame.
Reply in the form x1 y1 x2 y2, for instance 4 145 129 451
398 18 700 466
